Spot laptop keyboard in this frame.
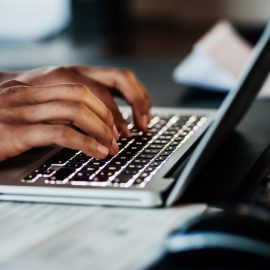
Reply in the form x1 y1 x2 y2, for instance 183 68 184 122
21 114 207 188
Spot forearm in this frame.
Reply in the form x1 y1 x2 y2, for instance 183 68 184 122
0 72 19 83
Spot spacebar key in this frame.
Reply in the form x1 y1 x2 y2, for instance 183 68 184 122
48 168 75 181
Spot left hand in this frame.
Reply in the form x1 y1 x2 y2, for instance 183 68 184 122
15 66 152 137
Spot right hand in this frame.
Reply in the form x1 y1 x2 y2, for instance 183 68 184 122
0 80 119 161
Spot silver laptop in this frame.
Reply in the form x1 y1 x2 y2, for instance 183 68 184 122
1 22 270 207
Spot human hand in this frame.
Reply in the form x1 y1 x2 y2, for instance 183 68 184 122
16 65 152 136
0 79 119 161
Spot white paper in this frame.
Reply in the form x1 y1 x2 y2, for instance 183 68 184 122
173 20 270 99
0 202 207 270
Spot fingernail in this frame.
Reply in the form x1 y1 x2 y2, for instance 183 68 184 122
113 125 120 140
112 139 119 153
97 144 109 157
142 115 148 130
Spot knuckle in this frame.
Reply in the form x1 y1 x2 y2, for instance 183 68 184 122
0 80 22 88
52 66 68 75
120 68 133 77
20 107 32 122
3 85 22 96
55 126 70 143
131 95 142 106
103 124 113 144
105 108 114 127
67 101 86 116
85 138 101 158
74 83 89 96
83 136 96 150
46 66 70 79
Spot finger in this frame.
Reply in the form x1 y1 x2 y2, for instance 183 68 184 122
0 80 30 89
101 94 132 138
71 66 152 131
1 83 116 136
4 124 110 160
0 101 118 154
0 80 31 101
67 74 130 138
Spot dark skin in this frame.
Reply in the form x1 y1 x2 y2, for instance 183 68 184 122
0 66 151 161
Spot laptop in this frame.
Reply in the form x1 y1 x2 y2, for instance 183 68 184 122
1 22 270 207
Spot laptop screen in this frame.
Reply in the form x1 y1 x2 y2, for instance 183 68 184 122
167 21 270 206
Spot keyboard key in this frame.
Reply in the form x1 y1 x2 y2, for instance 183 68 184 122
139 172 151 179
133 178 145 185
42 168 56 177
114 174 132 183
148 128 159 134
145 132 155 137
160 150 173 156
128 163 144 170
135 136 151 142
137 154 155 159
72 171 93 181
133 159 149 165
155 139 169 145
145 166 156 173
22 171 41 182
159 135 173 140
76 152 91 159
81 166 98 174
170 141 180 147
163 130 177 136
40 162 52 170
92 160 106 166
154 156 168 162
174 136 185 143
47 168 75 181
147 144 164 150
65 162 84 169
121 169 139 175
125 145 142 154
48 149 77 165
70 157 90 163
92 174 111 182
109 160 126 168
166 145 177 151
107 166 118 172
95 171 114 179
144 149 160 154
151 161 163 167
114 155 132 163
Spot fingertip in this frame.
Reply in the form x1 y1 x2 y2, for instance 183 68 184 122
141 115 149 131
119 123 132 138
96 144 109 159
113 124 120 140
112 139 119 153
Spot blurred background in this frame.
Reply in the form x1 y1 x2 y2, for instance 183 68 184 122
0 0 269 70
